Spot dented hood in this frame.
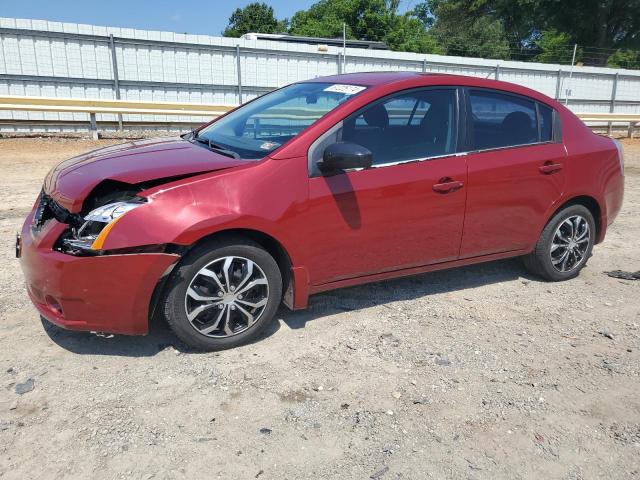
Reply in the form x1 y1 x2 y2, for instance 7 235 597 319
43 137 247 212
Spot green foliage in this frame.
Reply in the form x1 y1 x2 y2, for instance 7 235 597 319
223 2 287 38
385 14 444 54
488 0 544 48
411 1 434 29
533 0 640 64
417 0 640 66
607 50 640 69
426 0 511 59
534 30 575 64
289 0 441 53
222 0 640 68
539 0 640 50
289 0 394 41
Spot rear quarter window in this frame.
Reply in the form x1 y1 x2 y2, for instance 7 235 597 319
538 103 554 142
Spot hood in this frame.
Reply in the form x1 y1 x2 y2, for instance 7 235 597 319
43 137 247 212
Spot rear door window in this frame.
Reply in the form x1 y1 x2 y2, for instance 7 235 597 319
469 90 538 150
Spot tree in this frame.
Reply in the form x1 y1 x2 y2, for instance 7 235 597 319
412 1 435 29
385 14 443 54
607 49 640 69
289 0 394 41
289 0 441 53
539 0 640 65
230 0 639 68
413 0 640 66
533 29 575 64
420 0 511 59
223 2 288 38
486 0 543 49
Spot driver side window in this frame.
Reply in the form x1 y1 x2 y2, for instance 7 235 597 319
309 88 458 174
345 89 457 166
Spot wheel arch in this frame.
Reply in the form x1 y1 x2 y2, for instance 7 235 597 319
149 228 300 327
189 228 293 291
546 195 603 243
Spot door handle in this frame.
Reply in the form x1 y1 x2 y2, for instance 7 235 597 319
432 178 464 194
539 162 563 174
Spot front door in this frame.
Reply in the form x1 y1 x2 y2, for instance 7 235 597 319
302 88 468 285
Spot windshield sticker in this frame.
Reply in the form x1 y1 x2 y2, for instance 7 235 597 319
323 84 366 95
259 141 280 150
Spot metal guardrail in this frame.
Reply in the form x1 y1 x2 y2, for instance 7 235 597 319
0 95 234 138
575 112 639 137
2 20 640 139
0 95 638 139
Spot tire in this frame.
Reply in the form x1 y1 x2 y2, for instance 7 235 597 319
523 204 596 281
162 237 282 351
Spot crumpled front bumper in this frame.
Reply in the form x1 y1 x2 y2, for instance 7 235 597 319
18 212 179 335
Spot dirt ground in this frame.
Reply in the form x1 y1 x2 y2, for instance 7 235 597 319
0 136 639 480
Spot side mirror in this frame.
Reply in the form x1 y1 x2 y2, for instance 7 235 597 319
318 142 373 175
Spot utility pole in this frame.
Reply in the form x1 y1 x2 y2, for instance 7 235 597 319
565 44 578 105
342 23 346 73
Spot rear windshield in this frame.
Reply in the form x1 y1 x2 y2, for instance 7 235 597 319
194 82 367 159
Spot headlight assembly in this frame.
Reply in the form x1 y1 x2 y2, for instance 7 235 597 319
62 200 145 252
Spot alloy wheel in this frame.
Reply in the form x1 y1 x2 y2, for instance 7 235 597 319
184 256 269 338
550 215 590 273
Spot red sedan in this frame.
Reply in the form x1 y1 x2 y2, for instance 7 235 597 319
18 72 625 350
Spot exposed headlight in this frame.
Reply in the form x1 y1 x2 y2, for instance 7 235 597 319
63 200 144 251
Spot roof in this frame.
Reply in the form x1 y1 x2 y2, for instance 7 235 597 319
302 71 560 107
305 71 427 86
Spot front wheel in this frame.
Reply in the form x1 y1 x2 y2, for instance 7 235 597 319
523 204 596 281
162 237 282 351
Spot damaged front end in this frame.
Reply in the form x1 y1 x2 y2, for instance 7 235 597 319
58 198 146 254
36 182 147 256
33 135 249 255
18 137 249 335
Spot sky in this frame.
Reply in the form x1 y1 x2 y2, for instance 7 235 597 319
0 0 322 37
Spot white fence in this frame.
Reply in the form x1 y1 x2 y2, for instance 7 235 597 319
1 17 639 132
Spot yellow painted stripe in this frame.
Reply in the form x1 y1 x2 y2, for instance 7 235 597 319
0 104 227 116
0 95 234 112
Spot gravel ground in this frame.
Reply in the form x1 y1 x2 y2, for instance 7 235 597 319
0 136 639 480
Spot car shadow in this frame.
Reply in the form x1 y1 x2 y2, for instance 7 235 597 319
277 258 533 330
42 258 533 357
324 174 361 229
39 313 194 357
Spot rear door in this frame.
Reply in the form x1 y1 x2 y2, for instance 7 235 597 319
303 88 468 285
460 89 566 258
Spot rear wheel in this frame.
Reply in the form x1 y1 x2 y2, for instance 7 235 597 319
523 204 595 281
162 237 282 351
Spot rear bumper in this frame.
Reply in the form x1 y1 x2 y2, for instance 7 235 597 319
597 170 625 243
19 215 179 335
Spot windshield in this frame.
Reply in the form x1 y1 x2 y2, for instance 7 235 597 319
193 82 367 159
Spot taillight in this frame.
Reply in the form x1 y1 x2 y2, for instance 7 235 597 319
612 138 624 175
